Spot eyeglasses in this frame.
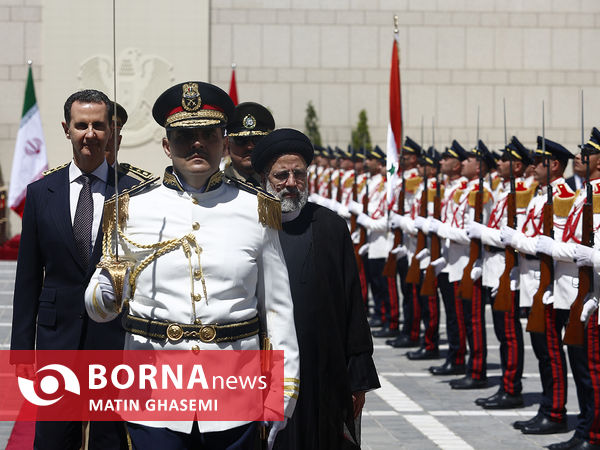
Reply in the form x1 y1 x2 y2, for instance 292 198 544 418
232 136 263 147
270 169 307 183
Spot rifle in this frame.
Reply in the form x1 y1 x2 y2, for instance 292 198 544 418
564 91 592 346
356 163 369 257
406 119 427 283
527 102 552 333
421 121 441 296
494 100 518 311
350 150 359 236
459 108 483 300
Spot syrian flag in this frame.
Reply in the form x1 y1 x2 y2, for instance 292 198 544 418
386 28 403 208
8 64 47 217
228 63 239 105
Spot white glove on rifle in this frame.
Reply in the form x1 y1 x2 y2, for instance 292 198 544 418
499 225 516 247
328 200 342 213
581 294 599 325
358 244 369 256
574 244 595 267
308 193 321 204
415 248 430 261
389 213 404 230
350 230 360 243
542 289 553 305
348 201 363 216
470 262 482 281
428 218 442 234
431 257 446 275
391 245 408 259
414 216 427 232
535 235 554 256
510 266 519 291
466 222 486 240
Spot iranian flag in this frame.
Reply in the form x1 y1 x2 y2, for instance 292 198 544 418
8 64 47 217
386 27 403 207
228 63 239 105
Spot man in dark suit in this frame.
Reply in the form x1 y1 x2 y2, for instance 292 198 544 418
10 89 155 449
252 128 380 449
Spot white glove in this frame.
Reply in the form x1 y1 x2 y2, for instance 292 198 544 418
466 222 486 240
431 257 446 275
348 201 363 215
267 418 288 450
308 193 319 204
414 216 427 231
351 230 360 243
356 213 371 229
329 200 341 213
415 248 430 261
391 245 408 259
358 244 369 256
389 213 404 230
510 266 519 291
574 244 595 267
581 294 599 325
428 218 442 234
542 289 553 305
535 235 555 256
470 263 482 281
98 269 117 306
499 226 516 247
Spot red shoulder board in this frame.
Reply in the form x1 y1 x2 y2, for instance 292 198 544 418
460 181 468 189
594 183 600 195
516 181 527 192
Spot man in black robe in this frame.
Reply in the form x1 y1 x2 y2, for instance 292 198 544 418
252 128 380 450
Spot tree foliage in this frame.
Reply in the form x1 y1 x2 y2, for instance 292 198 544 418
304 101 322 147
351 109 372 151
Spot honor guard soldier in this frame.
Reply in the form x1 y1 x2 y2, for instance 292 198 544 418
387 137 423 348
430 141 495 389
574 127 600 450
532 132 600 449
467 137 533 408
224 101 274 187
502 137 575 436
85 81 299 449
427 141 469 375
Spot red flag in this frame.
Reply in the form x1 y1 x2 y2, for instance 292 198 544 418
386 29 403 203
229 64 238 105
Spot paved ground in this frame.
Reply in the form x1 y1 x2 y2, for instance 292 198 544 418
0 260 582 449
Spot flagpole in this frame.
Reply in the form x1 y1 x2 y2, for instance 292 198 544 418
112 0 119 260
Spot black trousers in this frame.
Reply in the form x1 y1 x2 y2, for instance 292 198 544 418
127 422 258 450
34 421 127 450
365 257 399 330
438 273 466 366
462 281 487 380
547 307 594 439
491 291 524 395
416 271 439 351
397 256 420 340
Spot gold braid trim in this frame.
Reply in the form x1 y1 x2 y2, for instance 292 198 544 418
257 192 282 230
554 195 577 218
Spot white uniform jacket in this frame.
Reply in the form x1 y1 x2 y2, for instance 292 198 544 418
85 170 299 434
440 177 468 279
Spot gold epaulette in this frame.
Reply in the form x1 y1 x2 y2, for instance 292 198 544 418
467 189 492 207
343 176 354 189
453 189 464 204
224 177 282 230
427 186 445 202
119 163 156 182
405 176 423 193
594 193 600 214
42 162 69 176
491 176 501 191
516 184 537 209
553 193 577 218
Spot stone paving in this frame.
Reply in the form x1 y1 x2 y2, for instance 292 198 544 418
0 260 582 449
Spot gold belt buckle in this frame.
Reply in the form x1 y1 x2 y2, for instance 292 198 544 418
166 323 184 342
199 325 217 343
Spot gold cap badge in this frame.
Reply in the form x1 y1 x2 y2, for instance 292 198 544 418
181 83 201 112
243 114 256 130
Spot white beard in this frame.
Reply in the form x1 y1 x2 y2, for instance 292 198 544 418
265 181 308 213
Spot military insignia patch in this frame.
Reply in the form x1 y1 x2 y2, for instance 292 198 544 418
181 83 201 112
243 114 256 130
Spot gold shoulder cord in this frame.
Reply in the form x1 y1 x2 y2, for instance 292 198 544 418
101 196 209 317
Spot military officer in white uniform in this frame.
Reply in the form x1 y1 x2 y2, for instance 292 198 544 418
85 81 299 450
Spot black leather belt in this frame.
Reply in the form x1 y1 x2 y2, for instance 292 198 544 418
484 245 504 254
123 314 260 343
